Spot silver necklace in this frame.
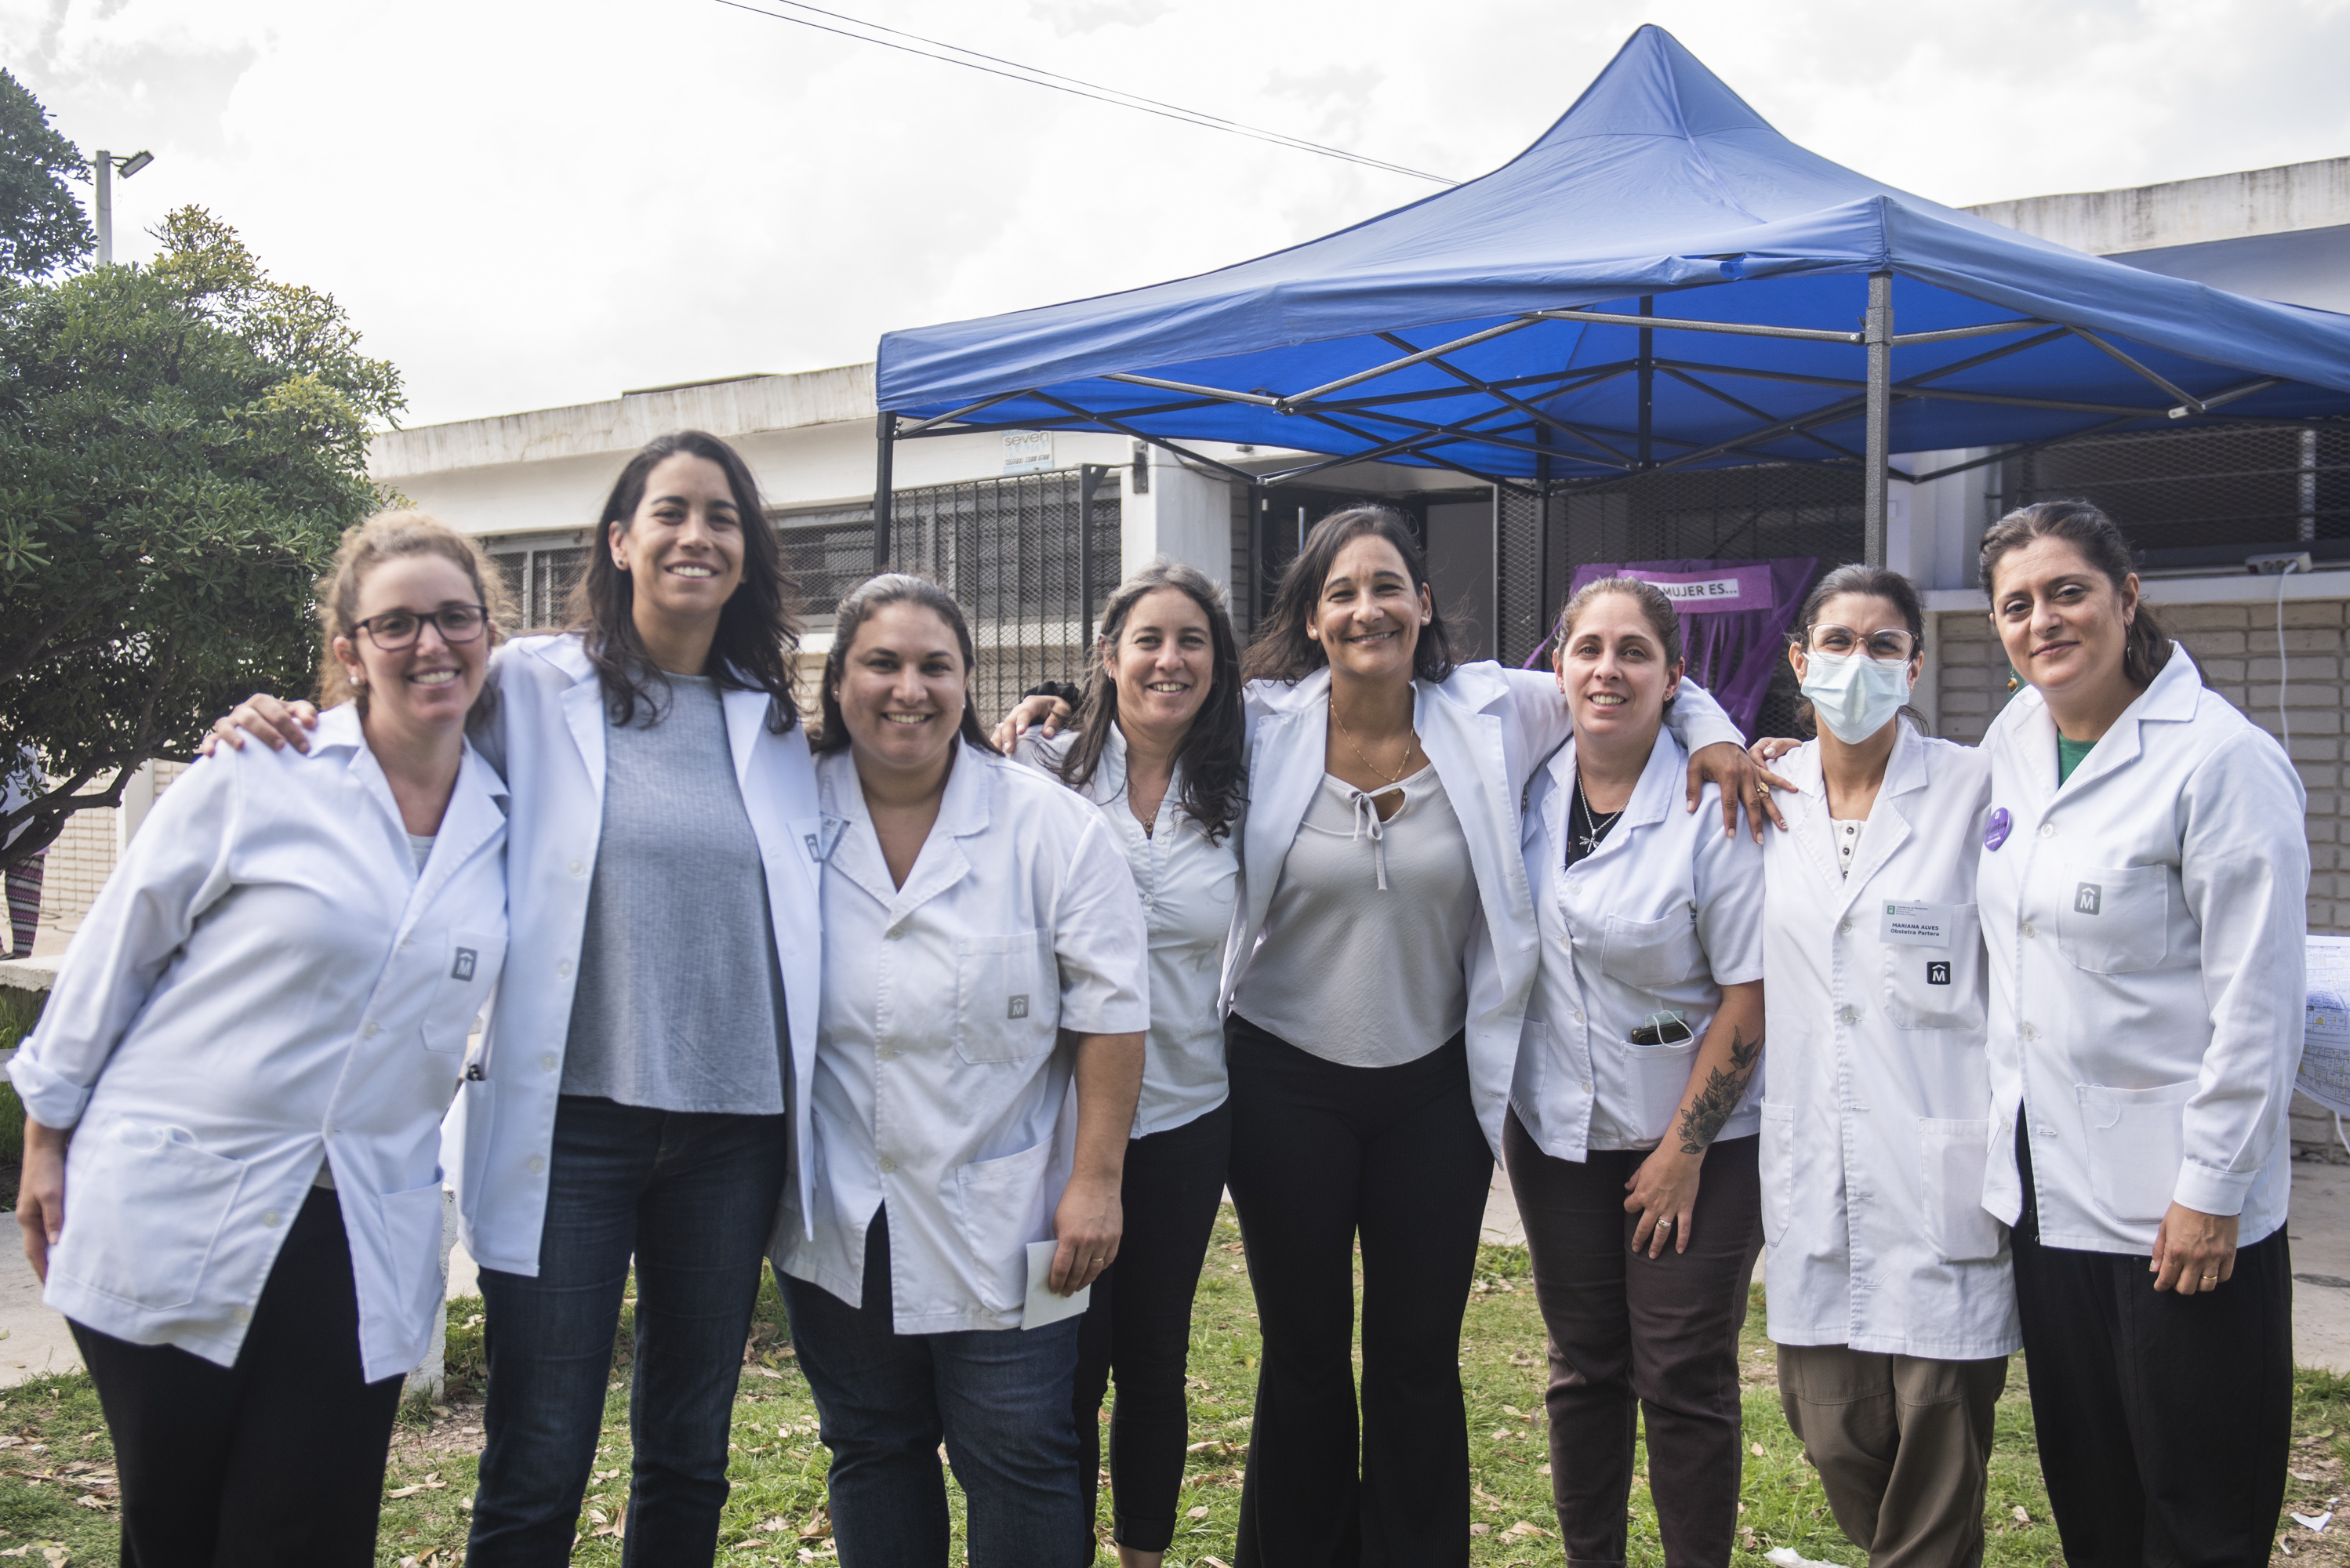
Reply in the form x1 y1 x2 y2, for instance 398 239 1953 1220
1574 771 1625 856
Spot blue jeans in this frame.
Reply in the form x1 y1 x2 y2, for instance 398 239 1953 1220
467 1096 790 1566
780 1209 1091 1568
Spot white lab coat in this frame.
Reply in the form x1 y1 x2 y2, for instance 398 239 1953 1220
448 633 824 1276
1979 647 2307 1254
8 705 509 1381
774 745 1150 1332
1229 662 1742 1159
1513 728 1766 1163
1018 727 1240 1140
1760 727 2020 1359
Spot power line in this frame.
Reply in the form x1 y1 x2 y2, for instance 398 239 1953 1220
710 0 1459 185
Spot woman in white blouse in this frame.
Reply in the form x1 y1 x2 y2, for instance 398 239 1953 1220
1501 577 1767 1568
12 512 511 1566
775 573 1150 1568
1015 559 1246 1568
1753 564 2016 1568
1976 501 2305 1566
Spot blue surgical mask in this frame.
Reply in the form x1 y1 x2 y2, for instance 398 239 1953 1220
1800 649 1912 743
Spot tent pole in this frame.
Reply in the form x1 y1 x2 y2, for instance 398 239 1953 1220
1638 296 1654 469
1079 464 1102 648
1863 272 1893 568
874 412 898 571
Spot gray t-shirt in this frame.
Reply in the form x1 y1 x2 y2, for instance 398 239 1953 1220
561 673 789 1114
1233 763 1478 1067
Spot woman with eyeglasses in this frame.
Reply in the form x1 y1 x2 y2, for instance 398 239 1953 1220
1750 564 2018 1568
13 512 512 1564
209 430 821 1565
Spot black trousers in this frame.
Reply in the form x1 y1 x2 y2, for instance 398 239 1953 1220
1506 1115 1761 1568
71 1185 407 1568
1224 1017 1495 1568
2010 1126 2293 1568
1074 1098 1233 1552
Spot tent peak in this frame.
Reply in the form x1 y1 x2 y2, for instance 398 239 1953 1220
1525 24 1778 152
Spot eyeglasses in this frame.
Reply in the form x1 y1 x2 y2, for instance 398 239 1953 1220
1807 625 1917 661
351 604 490 652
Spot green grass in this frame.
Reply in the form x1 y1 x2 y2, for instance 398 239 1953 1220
0 1207 2341 1565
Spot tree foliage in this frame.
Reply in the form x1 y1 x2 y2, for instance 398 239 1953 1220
0 205 404 864
0 69 90 281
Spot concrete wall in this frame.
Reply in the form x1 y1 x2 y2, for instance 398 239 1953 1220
1966 156 2350 254
1932 590 2350 1161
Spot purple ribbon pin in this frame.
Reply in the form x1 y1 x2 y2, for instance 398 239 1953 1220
1984 808 2012 851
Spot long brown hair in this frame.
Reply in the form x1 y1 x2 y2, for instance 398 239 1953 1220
1242 505 1458 685
570 430 801 731
1059 558 1247 843
315 510 510 721
813 574 993 756
1979 499 2171 689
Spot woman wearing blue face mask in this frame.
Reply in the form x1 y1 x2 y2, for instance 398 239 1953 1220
1754 566 2016 1568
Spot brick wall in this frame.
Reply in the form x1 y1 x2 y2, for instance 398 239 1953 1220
1935 597 2350 1160
36 761 190 938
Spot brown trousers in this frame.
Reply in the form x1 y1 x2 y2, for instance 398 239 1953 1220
1775 1344 2008 1568
1506 1109 1763 1568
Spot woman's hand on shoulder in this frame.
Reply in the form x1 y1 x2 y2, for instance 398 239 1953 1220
991 694 1073 757
198 695 319 759
1686 741 1792 840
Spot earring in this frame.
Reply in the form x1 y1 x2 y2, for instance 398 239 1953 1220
351 673 365 689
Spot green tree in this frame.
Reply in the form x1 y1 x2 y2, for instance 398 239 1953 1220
0 68 91 281
0 205 404 864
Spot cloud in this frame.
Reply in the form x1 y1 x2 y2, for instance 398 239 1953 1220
2 0 2342 424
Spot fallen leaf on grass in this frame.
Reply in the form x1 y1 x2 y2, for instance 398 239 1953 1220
1469 1524 1491 1537
1750 1442 1764 1457
1187 1505 1210 1519
756 1367 783 1381
72 1497 106 1511
2013 1506 2031 1524
387 1485 424 1500
1502 1521 1549 1539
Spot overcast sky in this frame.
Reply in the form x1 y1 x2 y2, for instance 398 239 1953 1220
6 0 2347 426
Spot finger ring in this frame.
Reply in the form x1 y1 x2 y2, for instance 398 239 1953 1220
2200 1273 2218 1287
1658 1217 1674 1229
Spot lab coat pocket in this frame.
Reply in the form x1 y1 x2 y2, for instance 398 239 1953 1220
56 1123 247 1312
2054 862 2169 975
454 1080 496 1223
1916 1118 2003 1263
2077 1079 2194 1224
950 1139 1054 1316
1882 905 1985 1031
1759 1102 1796 1247
1625 1040 1699 1143
424 929 507 1054
953 931 1055 1065
1600 909 1704 989
381 1178 449 1332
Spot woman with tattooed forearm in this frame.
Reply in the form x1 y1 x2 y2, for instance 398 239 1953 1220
1500 577 1767 1567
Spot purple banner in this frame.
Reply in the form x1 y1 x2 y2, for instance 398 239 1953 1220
1568 563 1776 614
1531 557 1820 739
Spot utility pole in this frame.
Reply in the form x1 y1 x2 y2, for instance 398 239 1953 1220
93 149 155 265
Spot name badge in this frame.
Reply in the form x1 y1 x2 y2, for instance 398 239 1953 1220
1880 900 1954 949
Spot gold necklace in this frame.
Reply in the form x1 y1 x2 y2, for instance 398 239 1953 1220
1331 702 1419 785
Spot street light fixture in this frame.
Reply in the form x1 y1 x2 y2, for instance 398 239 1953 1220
94 150 154 266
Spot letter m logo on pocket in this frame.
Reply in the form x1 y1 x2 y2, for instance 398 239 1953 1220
1927 961 1952 985
452 947 478 982
1007 995 1030 1019
2073 884 2102 916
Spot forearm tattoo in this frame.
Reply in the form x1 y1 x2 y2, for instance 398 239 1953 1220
1677 1027 1763 1155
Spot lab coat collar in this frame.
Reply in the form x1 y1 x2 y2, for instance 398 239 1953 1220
309 703 510 913
818 742 993 923
1542 723 1685 872
1774 724 1927 902
1995 641 2199 804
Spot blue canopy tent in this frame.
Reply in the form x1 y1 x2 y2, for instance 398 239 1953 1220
873 24 2350 587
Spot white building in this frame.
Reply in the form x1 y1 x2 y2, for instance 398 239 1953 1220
35 158 2350 1160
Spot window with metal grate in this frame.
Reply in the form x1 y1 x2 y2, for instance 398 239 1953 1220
2001 422 2350 572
